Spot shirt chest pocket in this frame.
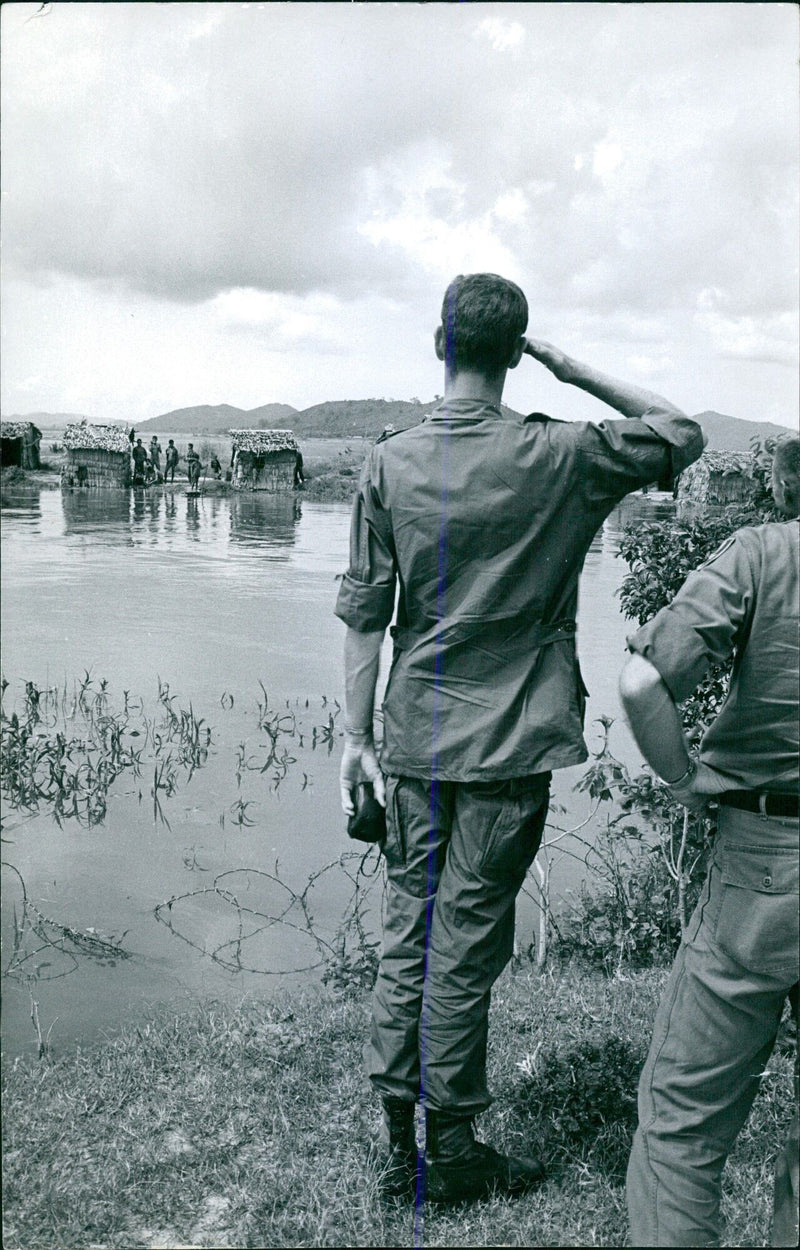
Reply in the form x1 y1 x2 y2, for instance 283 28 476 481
712 845 799 976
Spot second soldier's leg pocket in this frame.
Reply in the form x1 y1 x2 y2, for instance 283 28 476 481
712 842 799 977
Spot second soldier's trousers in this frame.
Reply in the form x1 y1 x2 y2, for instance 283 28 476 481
626 805 799 1247
366 772 550 1116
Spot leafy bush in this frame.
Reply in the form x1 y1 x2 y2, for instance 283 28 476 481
514 1034 644 1179
550 722 711 971
321 939 380 997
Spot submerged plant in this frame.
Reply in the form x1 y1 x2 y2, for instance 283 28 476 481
0 675 213 829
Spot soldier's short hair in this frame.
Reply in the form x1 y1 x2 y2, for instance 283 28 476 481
440 273 528 375
774 438 800 481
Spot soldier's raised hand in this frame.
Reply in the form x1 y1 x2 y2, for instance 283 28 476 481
523 337 573 382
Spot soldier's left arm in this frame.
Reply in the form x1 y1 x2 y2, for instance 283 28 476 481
619 532 756 806
334 448 397 815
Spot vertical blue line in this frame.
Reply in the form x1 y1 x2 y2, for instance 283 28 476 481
414 286 455 1247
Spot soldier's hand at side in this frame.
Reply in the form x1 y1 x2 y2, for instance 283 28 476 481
523 338 573 383
339 741 386 815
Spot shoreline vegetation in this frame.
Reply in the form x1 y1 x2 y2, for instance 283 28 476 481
2 963 793 1249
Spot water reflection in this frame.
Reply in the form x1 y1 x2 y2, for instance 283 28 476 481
229 493 302 553
62 489 131 534
186 494 201 539
0 488 43 522
56 489 304 556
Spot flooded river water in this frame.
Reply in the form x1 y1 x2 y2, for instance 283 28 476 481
1 484 673 1057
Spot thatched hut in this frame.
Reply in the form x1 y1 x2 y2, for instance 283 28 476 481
0 420 41 469
676 451 756 516
229 429 300 492
61 422 132 488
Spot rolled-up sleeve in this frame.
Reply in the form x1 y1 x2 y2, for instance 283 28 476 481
627 532 755 701
578 406 705 506
334 453 397 632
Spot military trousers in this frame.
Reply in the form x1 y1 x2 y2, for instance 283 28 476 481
367 771 550 1116
626 805 800 1247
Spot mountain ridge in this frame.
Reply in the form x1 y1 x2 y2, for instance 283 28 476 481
691 410 792 454
8 404 795 451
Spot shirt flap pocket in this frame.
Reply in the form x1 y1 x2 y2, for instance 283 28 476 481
719 847 799 895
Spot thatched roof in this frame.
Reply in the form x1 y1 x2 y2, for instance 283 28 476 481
694 450 750 474
63 422 131 453
680 450 751 484
229 428 299 454
677 451 756 506
1 420 40 440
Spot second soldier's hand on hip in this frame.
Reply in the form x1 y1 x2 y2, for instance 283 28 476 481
668 761 730 811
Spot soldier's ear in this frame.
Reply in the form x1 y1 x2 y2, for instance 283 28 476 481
434 325 445 361
507 335 526 370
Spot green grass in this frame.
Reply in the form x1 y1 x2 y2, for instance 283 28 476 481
2 964 793 1248
301 443 365 502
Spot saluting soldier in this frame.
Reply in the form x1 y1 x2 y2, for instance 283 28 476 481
335 272 705 1205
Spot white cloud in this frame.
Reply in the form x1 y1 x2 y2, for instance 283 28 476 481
17 374 42 392
1 1 797 423
695 306 798 366
473 17 525 53
211 288 352 353
592 139 623 180
626 354 674 377
492 189 529 225
357 142 520 281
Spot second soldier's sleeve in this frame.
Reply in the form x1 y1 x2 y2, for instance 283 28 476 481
627 530 757 701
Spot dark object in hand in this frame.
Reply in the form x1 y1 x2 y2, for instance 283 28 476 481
347 782 387 844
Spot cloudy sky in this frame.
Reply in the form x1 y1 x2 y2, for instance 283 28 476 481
2 1 798 426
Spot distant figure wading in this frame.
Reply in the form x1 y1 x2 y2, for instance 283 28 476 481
186 443 201 489
131 438 148 486
149 436 162 482
164 439 179 483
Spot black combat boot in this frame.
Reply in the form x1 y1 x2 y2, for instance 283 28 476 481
378 1097 418 1199
425 1109 545 1205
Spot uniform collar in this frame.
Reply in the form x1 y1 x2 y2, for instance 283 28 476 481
428 398 504 421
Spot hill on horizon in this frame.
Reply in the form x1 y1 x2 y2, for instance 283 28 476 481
250 400 794 447
135 402 297 434
260 397 528 438
3 411 96 429
7 404 794 450
692 410 793 454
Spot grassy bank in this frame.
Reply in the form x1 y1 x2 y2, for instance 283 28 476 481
2 962 792 1248
301 441 364 502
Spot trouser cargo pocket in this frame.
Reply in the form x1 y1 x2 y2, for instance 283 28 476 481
712 843 799 976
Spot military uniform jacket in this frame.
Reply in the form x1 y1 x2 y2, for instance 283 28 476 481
335 398 704 781
630 519 800 791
